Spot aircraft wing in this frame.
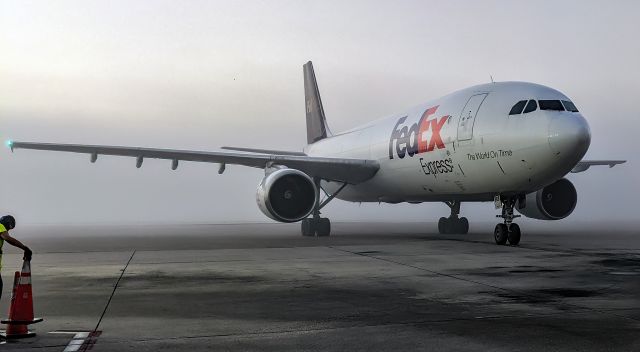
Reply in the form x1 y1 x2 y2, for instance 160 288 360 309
571 160 626 173
7 141 379 184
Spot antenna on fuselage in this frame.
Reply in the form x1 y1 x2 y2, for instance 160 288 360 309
490 75 494 83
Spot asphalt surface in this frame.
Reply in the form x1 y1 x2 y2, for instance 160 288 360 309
0 222 639 351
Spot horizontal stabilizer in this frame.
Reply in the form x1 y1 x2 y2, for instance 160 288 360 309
571 160 626 173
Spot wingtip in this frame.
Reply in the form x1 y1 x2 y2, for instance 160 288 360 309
5 139 13 151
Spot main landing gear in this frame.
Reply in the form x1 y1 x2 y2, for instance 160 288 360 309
301 179 347 237
438 201 469 234
494 197 521 246
301 217 330 237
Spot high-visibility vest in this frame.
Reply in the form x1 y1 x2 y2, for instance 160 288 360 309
0 223 5 270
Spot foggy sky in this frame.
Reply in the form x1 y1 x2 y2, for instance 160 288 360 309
1 0 638 225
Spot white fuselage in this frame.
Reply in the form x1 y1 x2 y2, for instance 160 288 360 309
305 82 591 203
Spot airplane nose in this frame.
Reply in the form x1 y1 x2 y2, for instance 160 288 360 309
548 115 591 158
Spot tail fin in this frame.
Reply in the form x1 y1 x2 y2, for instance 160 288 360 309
303 61 331 144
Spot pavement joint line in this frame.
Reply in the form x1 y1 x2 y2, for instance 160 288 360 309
93 250 136 333
76 309 620 345
13 344 70 349
328 246 640 323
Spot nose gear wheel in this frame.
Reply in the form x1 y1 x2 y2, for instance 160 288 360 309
494 197 522 245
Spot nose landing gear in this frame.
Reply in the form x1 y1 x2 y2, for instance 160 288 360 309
438 201 469 234
494 197 521 245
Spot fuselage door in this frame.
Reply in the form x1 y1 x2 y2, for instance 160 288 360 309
457 93 488 141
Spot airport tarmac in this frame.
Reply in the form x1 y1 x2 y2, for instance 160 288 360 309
1 222 639 351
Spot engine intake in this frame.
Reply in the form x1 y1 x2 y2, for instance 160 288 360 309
256 168 317 222
517 178 577 220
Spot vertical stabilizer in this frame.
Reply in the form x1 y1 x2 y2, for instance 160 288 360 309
303 61 331 144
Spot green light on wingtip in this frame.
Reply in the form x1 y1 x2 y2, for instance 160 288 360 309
5 140 13 148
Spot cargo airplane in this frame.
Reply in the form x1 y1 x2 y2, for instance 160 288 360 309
7 62 626 245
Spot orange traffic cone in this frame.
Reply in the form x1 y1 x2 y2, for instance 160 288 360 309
1 260 43 339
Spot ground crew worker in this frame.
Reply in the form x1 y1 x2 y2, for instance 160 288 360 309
0 215 32 300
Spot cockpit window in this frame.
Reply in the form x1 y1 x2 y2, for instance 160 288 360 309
539 100 565 111
523 99 537 114
562 100 579 112
509 100 527 115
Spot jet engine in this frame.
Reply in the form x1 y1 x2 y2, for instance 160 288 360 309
517 178 577 220
256 168 317 222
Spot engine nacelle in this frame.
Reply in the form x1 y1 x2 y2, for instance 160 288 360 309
256 168 317 223
517 178 577 220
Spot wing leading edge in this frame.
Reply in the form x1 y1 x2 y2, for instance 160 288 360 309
7 141 379 184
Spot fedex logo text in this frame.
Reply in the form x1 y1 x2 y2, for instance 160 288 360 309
388 106 449 159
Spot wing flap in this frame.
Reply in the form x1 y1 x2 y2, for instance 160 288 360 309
8 141 378 184
220 146 306 156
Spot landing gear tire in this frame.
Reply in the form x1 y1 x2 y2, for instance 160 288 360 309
299 177 342 238
317 218 331 237
300 217 331 237
494 224 508 245
495 196 523 245
447 219 455 234
508 223 521 246
459 217 469 234
438 217 447 234
438 217 469 235
301 218 315 237
439 201 469 235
